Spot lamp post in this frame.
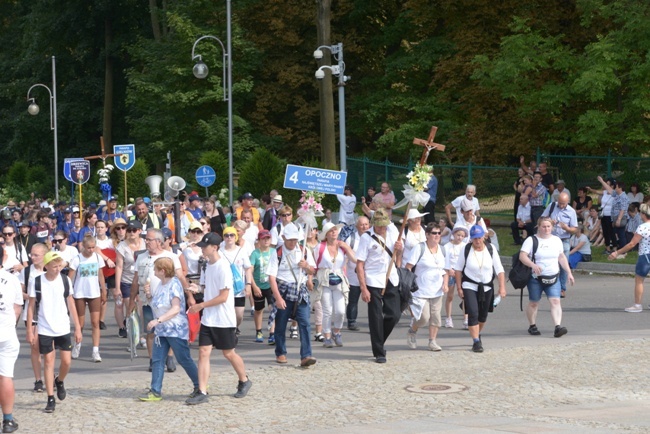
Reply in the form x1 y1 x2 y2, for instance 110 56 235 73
314 43 349 172
191 1 233 205
26 55 59 201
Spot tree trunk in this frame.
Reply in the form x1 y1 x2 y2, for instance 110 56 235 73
103 18 114 150
316 0 336 169
149 0 161 41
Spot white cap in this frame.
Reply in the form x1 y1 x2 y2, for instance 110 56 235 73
282 224 303 241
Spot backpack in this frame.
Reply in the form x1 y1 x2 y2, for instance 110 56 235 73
34 274 71 322
508 236 539 311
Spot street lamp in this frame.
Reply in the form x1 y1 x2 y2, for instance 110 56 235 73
190 1 233 205
26 55 59 201
314 43 349 172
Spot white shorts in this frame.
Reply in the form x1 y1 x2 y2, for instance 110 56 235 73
0 334 20 377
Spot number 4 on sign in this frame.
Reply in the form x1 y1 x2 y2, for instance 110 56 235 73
289 171 299 184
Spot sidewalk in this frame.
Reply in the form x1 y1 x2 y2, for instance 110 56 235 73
12 338 650 433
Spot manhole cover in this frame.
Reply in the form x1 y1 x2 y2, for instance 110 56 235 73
405 383 467 394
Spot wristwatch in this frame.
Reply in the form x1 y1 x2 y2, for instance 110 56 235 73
156 318 161 324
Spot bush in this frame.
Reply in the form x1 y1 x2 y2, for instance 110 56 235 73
237 148 285 199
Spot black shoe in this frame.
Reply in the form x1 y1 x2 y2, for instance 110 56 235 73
99 321 107 330
2 418 18 433
472 341 483 353
528 325 541 336
554 325 568 338
347 323 360 331
55 376 66 401
118 327 127 338
165 356 177 373
234 378 252 398
33 379 44 392
44 399 56 413
375 356 387 364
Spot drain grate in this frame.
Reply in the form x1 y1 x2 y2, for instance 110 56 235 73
405 383 467 394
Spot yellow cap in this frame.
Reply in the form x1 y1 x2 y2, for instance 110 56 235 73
43 251 63 266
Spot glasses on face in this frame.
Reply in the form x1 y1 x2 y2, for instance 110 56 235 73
190 229 203 234
280 213 292 217
114 226 126 231
126 228 139 233
52 239 64 244
2 232 14 236
224 233 236 238
427 231 441 235
145 238 158 243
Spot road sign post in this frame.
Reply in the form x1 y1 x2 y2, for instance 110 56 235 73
196 165 216 197
283 164 347 194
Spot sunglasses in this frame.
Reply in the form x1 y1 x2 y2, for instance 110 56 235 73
427 231 441 235
2 232 14 236
126 228 139 233
52 239 64 244
224 233 236 238
114 226 127 231
190 229 203 234
280 213 292 217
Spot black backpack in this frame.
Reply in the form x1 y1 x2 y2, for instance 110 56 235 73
508 236 539 311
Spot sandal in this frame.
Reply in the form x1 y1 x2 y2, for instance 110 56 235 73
314 333 324 342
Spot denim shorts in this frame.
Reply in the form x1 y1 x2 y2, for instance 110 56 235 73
635 254 650 278
527 276 561 302
448 276 456 288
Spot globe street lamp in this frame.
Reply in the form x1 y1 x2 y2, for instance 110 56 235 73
314 43 349 172
26 55 59 201
191 2 233 205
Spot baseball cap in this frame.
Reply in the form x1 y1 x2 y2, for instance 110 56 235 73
98 200 107 207
64 207 72 213
2 209 10 219
109 195 118 201
188 195 201 202
43 251 63 266
127 220 143 230
258 229 271 240
469 225 485 239
72 206 80 213
241 192 254 200
196 232 222 247
89 202 97 209
282 223 303 241
189 221 203 231
162 227 173 240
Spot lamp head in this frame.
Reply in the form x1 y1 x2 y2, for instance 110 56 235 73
193 60 209 79
28 102 40 116
313 49 323 60
315 69 325 80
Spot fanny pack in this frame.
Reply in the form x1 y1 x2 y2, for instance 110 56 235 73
537 273 559 286
328 273 343 286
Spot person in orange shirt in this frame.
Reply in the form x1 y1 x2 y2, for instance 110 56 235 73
235 193 262 230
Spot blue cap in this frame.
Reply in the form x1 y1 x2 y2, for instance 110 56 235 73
162 227 173 240
109 195 118 201
89 202 97 209
143 197 151 204
469 225 485 239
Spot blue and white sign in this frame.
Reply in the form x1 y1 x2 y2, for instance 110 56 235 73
69 160 91 185
113 144 136 172
283 164 347 194
63 158 85 182
195 165 216 188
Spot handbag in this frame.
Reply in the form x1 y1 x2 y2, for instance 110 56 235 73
187 311 201 343
537 273 559 286
328 273 343 286
230 263 245 296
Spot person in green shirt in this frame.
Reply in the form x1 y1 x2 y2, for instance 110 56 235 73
249 230 276 344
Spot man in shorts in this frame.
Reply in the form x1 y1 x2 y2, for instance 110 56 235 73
186 233 252 405
0 245 23 433
26 252 82 413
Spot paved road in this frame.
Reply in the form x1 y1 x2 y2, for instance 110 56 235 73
10 272 650 433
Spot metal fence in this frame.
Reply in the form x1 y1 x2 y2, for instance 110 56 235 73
348 151 650 219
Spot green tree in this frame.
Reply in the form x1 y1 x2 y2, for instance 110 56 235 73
237 148 285 198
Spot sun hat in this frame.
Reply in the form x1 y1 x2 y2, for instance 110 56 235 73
319 222 344 241
370 209 391 227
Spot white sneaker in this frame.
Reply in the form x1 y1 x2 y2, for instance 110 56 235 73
428 339 442 352
463 320 469 330
71 342 81 359
625 304 643 313
406 329 417 349
139 338 147 349
445 317 454 328
92 350 102 363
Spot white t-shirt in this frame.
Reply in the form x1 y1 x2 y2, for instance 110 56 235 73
19 265 45 322
314 243 346 273
336 194 357 225
267 245 316 284
3 243 27 275
69 253 105 299
453 217 487 243
402 226 426 262
28 274 74 337
406 244 445 298
134 250 182 304
243 226 259 247
95 237 113 250
220 246 252 298
56 245 79 266
444 241 466 272
454 244 504 292
201 258 235 328
601 191 613 216
451 195 480 220
521 235 564 277
0 268 23 341
344 231 363 286
356 228 400 288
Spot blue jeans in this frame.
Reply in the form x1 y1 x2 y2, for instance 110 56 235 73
527 275 561 302
559 239 570 291
275 299 312 359
150 336 199 396
346 285 361 326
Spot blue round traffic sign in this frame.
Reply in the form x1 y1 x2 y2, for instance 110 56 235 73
195 165 216 188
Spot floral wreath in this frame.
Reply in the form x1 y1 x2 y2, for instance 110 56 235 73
393 162 433 209
296 190 324 229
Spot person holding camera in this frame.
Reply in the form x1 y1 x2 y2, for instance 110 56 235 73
519 216 574 338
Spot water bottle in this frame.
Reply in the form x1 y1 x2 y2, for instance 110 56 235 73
493 295 501 308
116 294 123 306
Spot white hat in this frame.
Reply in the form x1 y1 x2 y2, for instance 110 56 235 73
273 194 283 203
319 222 344 241
98 200 107 207
282 223 303 241
400 208 429 223
460 198 474 212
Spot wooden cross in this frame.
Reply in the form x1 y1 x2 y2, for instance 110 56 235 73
84 137 122 166
413 126 445 165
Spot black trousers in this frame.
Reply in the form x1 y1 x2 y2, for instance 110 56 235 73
510 221 534 244
423 200 436 224
367 285 402 357
601 216 614 248
463 287 493 327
